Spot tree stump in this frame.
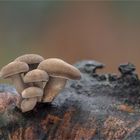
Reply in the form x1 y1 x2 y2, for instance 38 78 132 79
0 60 140 140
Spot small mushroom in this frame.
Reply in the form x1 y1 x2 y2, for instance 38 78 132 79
22 87 43 98
15 54 44 71
21 87 43 112
23 69 49 88
24 70 49 102
38 58 81 102
0 61 29 94
20 97 37 113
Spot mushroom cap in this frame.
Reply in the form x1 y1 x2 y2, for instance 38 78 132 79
20 98 37 112
15 54 44 64
0 61 29 78
24 69 49 83
22 87 43 98
38 58 81 80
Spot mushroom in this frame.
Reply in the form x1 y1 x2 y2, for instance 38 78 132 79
15 54 44 71
22 86 43 98
0 61 29 94
20 98 37 113
23 69 49 102
38 58 81 102
21 87 43 112
23 69 49 88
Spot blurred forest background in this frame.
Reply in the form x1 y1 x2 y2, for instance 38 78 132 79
0 1 140 84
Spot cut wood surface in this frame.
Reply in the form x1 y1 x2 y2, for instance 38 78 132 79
0 61 140 140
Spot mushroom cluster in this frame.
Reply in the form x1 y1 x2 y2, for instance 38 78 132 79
0 54 81 112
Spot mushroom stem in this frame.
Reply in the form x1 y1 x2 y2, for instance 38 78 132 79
30 82 45 102
34 82 44 102
42 77 67 103
11 74 26 94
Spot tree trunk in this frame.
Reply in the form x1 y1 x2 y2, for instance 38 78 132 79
0 61 140 140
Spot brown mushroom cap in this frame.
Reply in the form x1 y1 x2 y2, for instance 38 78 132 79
15 54 44 64
24 69 49 83
20 98 37 112
22 87 43 98
38 58 81 80
0 61 29 78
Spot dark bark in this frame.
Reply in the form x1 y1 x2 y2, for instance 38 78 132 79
0 61 140 140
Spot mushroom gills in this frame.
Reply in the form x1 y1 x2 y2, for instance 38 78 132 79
11 74 27 94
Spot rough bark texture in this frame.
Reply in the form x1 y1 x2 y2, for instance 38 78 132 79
0 60 140 140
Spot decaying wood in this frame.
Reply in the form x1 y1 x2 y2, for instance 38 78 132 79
0 61 140 140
